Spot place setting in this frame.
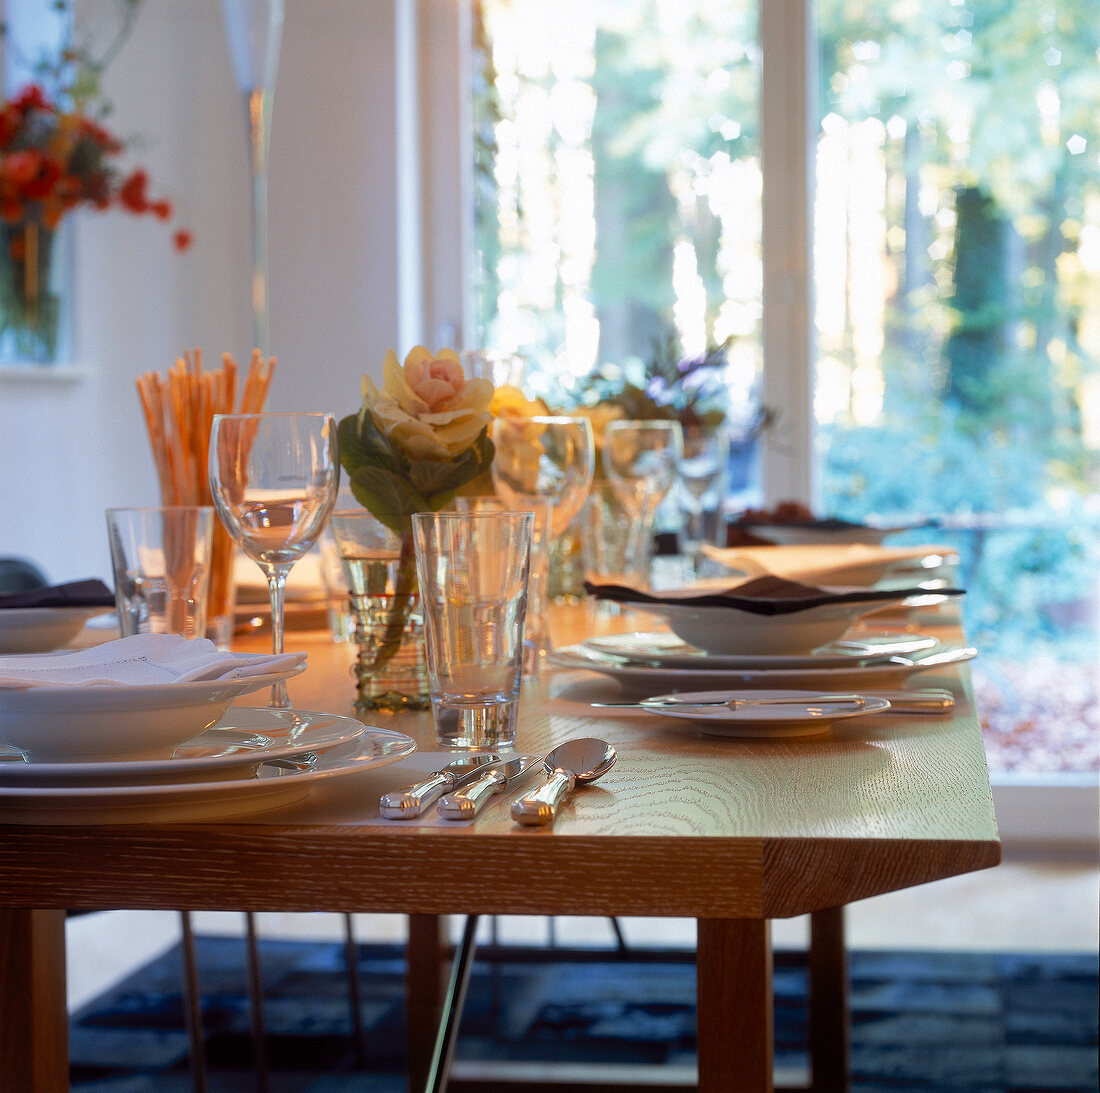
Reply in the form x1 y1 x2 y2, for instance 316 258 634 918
0 632 415 823
0 405 421 824
552 572 974 695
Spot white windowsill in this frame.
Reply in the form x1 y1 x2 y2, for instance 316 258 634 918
0 362 88 382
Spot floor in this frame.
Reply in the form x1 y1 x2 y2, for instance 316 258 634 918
66 848 1099 1014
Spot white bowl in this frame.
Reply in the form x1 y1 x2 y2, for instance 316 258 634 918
0 607 112 654
0 667 305 763
639 599 903 655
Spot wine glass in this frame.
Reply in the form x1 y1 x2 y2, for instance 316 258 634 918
491 415 595 661
603 419 683 585
678 421 731 576
208 412 339 707
490 415 595 537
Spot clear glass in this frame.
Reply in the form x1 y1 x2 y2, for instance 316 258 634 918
106 507 214 639
813 2 1100 775
208 412 339 707
454 495 554 675
330 511 429 714
412 510 533 749
602 419 683 585
491 415 596 538
678 422 731 576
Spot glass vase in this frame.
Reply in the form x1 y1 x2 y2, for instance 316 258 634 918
331 512 430 714
0 221 63 363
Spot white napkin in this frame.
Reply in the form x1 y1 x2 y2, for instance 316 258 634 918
0 635 308 689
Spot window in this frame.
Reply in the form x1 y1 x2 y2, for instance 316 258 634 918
460 0 1099 777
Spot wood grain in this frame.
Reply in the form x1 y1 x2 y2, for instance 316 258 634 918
0 909 68 1092
0 603 1001 1093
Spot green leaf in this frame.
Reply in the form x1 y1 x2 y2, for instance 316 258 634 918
407 428 495 500
337 413 401 478
348 466 428 535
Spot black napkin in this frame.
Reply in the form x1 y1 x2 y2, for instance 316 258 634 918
583 574 964 617
0 579 115 610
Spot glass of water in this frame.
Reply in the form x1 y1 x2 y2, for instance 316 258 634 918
412 510 534 749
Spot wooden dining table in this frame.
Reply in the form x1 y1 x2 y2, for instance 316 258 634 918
0 601 1001 1092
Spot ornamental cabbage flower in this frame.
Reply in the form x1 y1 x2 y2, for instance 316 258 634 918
360 346 494 461
340 346 496 533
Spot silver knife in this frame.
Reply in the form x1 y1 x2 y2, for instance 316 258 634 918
379 754 502 819
437 755 543 820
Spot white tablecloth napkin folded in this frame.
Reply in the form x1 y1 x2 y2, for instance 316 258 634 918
0 635 307 689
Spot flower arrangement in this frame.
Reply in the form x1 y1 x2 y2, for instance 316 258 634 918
0 83 184 239
0 3 188 360
338 346 496 534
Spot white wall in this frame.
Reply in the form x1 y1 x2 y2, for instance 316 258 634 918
0 0 406 583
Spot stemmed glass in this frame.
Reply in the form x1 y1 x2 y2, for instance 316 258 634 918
678 422 730 576
603 419 683 585
490 415 595 665
208 412 339 706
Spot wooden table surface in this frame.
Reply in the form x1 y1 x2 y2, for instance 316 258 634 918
0 602 1001 1092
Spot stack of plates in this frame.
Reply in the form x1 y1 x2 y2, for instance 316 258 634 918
550 630 977 694
0 707 415 824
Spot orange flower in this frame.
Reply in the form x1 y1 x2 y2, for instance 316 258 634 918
173 229 193 251
0 82 189 248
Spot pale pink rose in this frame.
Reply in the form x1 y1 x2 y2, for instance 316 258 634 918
360 346 493 461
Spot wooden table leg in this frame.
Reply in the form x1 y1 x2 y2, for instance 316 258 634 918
407 913 447 1093
808 906 849 1093
0 908 69 1093
697 917 773 1093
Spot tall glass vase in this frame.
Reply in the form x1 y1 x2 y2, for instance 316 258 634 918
221 0 284 355
330 512 430 714
0 220 65 363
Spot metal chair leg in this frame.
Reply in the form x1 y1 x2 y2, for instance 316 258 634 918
342 912 368 1067
244 911 270 1093
424 914 481 1093
178 912 209 1093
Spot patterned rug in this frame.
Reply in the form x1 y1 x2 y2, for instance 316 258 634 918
70 938 1098 1092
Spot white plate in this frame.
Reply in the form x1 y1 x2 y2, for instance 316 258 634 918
0 607 113 654
582 631 939 670
0 720 416 824
700 542 959 586
0 707 368 786
550 643 976 695
623 689 891 737
0 666 307 763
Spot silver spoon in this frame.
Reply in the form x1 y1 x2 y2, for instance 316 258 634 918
511 737 616 826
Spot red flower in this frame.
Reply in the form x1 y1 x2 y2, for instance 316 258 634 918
11 85 49 113
173 229 193 251
118 168 150 213
0 82 190 248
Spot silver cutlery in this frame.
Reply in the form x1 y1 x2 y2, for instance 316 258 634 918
593 689 956 715
826 635 938 655
593 693 866 710
437 754 543 820
511 738 616 826
379 754 502 819
884 646 978 668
